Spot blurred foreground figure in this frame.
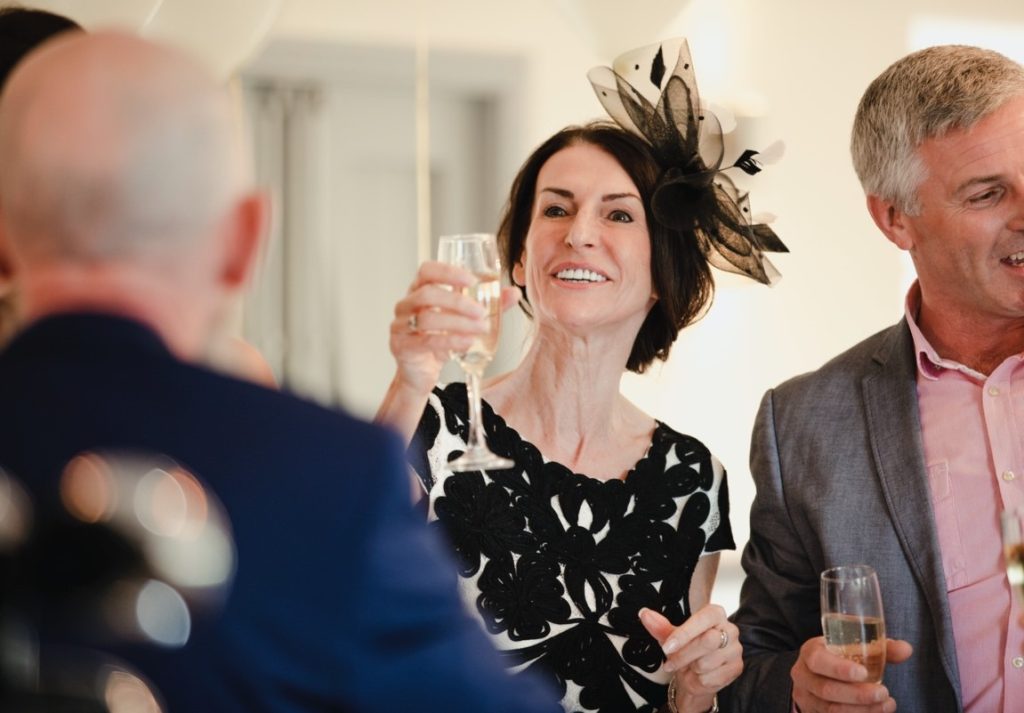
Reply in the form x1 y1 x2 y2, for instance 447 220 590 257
0 6 272 386
0 5 82 345
0 30 558 713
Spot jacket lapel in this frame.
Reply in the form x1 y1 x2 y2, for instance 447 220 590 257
860 320 962 706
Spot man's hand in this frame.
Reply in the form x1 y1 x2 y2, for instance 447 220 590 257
791 636 912 713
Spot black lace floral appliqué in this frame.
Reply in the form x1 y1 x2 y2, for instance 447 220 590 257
411 383 735 712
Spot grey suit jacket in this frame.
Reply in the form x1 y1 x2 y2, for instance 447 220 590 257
721 320 963 712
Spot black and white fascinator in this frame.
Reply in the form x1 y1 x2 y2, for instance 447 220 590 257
588 38 787 285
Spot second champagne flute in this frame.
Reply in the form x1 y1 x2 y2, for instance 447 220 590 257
1002 506 1024 605
437 233 514 471
820 564 887 683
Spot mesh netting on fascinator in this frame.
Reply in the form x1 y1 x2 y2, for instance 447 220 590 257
588 38 787 285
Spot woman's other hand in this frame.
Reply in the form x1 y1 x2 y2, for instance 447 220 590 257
640 604 742 713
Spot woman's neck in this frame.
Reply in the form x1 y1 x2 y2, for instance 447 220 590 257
485 325 654 479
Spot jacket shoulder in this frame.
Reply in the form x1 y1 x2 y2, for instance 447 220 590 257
771 322 908 404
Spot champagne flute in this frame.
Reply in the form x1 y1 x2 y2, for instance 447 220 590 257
1002 506 1024 605
820 564 887 683
436 233 514 471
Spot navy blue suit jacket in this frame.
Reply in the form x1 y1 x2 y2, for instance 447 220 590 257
0 313 559 713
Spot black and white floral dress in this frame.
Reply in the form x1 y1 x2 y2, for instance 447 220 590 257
409 383 735 713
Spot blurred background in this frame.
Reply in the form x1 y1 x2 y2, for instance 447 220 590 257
26 0 1024 612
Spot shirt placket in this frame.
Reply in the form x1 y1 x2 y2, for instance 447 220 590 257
984 359 1024 704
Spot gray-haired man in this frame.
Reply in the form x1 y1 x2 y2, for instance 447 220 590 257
725 44 1024 713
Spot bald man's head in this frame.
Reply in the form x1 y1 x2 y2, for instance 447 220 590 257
0 31 249 263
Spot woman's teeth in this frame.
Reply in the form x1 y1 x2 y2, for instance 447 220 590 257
556 268 608 283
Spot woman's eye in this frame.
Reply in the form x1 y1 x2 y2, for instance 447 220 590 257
543 205 568 218
608 210 633 223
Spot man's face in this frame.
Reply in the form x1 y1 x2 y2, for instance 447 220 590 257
903 95 1024 326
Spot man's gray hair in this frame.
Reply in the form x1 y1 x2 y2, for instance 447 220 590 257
851 44 1024 214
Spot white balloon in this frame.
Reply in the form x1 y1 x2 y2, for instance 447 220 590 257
554 0 689 60
141 0 282 80
23 0 163 30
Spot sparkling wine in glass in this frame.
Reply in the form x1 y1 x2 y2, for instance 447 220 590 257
820 564 887 683
1002 506 1024 604
436 233 514 471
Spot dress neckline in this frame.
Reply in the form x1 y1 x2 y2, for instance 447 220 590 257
436 382 670 486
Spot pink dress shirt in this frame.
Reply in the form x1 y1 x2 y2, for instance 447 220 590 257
906 283 1024 712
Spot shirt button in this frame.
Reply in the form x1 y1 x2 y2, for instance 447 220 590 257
1014 656 1024 669
989 386 1001 396
1004 470 1017 482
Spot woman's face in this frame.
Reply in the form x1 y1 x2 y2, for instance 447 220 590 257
513 142 655 338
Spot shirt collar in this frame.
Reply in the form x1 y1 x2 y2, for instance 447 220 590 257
903 282 987 382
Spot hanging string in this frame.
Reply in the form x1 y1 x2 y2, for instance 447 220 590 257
414 0 431 263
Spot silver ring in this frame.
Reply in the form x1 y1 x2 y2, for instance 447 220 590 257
407 312 419 333
717 627 729 649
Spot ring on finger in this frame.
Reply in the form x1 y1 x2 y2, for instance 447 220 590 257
717 627 729 650
407 311 419 333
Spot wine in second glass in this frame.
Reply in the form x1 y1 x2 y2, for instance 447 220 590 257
820 564 887 683
1002 506 1024 604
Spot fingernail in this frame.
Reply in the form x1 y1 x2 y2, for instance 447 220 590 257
662 660 678 673
662 638 680 656
852 664 868 681
875 687 889 703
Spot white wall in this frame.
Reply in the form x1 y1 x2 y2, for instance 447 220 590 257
258 0 1024 609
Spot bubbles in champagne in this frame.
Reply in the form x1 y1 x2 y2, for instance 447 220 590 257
455 275 501 374
821 613 886 683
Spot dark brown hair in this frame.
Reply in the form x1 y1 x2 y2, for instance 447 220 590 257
497 121 714 373
0 6 82 93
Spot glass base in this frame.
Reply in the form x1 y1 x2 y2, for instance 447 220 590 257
448 447 515 472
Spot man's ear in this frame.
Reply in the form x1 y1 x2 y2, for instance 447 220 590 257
221 191 269 289
866 194 915 251
0 206 16 299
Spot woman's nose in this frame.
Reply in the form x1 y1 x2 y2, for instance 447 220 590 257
565 213 598 249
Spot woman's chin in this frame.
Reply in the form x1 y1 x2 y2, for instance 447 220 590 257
535 310 643 341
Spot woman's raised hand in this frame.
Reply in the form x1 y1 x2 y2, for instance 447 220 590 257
377 260 519 443
389 261 520 395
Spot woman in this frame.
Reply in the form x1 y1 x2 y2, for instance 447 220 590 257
377 40 785 713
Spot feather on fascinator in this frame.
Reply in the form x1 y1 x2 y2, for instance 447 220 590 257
588 38 787 285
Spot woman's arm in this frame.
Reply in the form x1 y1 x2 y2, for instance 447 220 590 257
688 553 720 611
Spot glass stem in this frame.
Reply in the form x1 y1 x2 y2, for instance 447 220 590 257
464 367 487 454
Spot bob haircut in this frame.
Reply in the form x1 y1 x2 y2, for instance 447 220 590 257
497 121 714 373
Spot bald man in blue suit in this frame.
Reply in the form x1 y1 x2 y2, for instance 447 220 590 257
0 30 557 713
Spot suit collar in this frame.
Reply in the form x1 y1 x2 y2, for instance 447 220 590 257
1 312 175 364
864 319 962 706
